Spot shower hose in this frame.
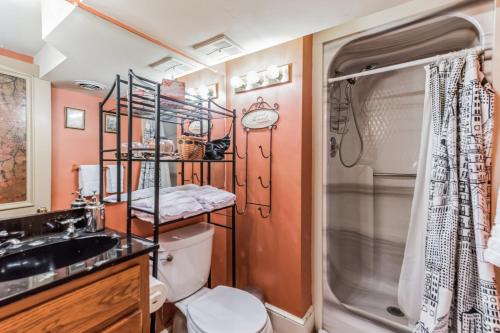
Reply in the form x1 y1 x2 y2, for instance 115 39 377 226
338 82 364 168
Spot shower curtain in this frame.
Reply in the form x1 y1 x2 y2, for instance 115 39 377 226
405 51 499 333
138 120 171 189
398 67 434 326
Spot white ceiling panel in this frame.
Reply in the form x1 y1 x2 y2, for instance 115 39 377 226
41 6 201 93
0 0 413 90
82 0 412 65
0 0 44 55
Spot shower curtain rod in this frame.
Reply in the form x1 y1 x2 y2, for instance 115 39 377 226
327 46 492 84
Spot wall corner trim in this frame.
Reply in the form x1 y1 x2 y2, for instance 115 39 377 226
265 304 315 333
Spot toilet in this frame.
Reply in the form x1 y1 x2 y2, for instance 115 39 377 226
154 222 273 333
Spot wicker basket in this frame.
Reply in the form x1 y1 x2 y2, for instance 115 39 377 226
178 135 206 160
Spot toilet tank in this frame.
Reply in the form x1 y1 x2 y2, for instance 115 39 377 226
154 222 214 302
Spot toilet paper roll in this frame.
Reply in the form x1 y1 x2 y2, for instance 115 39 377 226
150 276 168 313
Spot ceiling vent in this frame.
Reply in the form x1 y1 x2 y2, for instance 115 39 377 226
149 56 195 77
74 80 106 91
193 34 243 62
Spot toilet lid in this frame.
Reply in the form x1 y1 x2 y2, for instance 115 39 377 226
187 286 268 333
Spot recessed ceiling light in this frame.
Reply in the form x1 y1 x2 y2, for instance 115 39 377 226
149 56 194 76
73 80 106 91
193 34 243 62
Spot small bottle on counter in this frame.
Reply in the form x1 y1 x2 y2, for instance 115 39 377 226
70 190 87 209
85 192 105 232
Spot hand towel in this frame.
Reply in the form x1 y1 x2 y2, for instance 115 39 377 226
79 165 100 196
484 189 500 266
106 165 124 194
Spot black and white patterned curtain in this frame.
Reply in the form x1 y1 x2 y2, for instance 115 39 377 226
415 52 500 332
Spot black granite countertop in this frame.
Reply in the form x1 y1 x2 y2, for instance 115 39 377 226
0 228 157 307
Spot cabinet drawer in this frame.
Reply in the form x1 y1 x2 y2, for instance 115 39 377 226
0 265 141 333
102 310 142 333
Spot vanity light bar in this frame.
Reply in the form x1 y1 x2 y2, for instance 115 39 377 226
231 64 292 94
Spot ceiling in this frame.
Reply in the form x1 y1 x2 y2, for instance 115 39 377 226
82 0 412 65
0 0 412 90
0 0 44 55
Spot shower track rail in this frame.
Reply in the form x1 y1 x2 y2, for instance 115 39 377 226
327 45 492 84
99 70 237 333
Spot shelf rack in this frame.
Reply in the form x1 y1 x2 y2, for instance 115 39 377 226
99 70 237 332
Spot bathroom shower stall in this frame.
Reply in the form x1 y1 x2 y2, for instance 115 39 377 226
316 1 495 332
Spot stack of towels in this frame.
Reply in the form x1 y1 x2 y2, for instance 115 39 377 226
133 190 205 223
121 184 236 223
484 191 500 266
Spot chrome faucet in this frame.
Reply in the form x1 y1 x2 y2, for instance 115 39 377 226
0 230 25 254
59 216 85 239
0 230 25 239
0 238 21 251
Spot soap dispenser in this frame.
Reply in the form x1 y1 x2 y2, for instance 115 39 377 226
85 192 105 232
71 190 87 209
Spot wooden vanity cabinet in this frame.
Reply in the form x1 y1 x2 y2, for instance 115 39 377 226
101 310 142 333
0 255 150 333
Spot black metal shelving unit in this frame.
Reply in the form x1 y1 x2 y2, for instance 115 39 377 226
99 70 237 332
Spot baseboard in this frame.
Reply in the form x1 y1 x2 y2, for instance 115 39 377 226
265 303 315 333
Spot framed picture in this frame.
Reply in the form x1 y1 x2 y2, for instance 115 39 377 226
65 107 85 130
105 114 117 133
207 83 218 99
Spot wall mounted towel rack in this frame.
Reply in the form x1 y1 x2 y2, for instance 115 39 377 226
235 97 279 219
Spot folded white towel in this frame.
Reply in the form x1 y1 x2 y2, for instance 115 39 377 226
484 189 500 266
132 191 205 223
106 165 124 194
103 184 199 203
111 184 235 223
79 165 100 196
190 186 236 204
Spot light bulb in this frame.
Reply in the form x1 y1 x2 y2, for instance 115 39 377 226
266 65 280 80
197 85 209 99
230 76 244 88
246 71 260 85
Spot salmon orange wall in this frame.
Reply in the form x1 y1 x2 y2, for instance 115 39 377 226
51 87 141 211
181 36 313 317
227 36 312 318
0 48 33 64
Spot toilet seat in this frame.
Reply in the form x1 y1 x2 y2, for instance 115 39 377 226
186 286 268 333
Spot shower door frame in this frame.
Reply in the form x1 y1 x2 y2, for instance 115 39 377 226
311 0 497 331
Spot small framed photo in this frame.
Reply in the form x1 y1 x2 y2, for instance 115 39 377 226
105 114 117 133
65 107 85 130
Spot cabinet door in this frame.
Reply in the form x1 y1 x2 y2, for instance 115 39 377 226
102 310 142 333
0 266 141 332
